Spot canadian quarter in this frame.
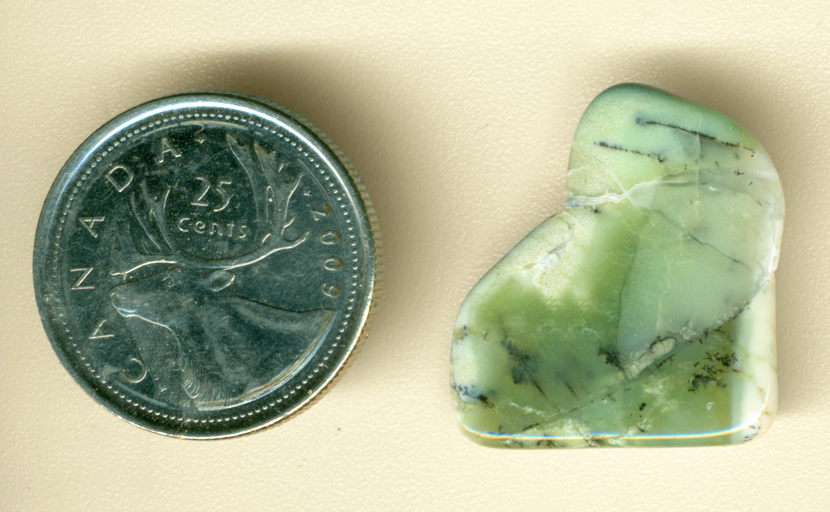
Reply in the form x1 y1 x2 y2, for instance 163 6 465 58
34 91 380 438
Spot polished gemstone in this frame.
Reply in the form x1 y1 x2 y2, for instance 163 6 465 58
451 84 783 447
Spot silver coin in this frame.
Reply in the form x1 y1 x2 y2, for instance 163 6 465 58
34 91 380 438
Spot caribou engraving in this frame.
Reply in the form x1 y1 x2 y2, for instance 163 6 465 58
110 134 334 410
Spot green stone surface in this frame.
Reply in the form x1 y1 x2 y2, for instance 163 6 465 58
451 83 783 448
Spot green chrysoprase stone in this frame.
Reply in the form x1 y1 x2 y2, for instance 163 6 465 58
451 84 783 447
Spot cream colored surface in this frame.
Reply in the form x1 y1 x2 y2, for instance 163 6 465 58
1 1 828 510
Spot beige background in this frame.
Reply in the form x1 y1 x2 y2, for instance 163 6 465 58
2 1 829 511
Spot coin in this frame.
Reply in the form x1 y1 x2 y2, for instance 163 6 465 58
33 91 380 438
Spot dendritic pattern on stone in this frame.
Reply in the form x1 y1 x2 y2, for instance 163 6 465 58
451 84 783 448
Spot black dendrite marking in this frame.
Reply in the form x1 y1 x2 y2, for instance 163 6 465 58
598 345 625 373
452 382 494 408
635 117 753 154
500 338 536 386
594 141 667 163
500 338 555 405
688 350 738 392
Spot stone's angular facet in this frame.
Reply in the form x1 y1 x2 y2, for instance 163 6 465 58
451 84 784 448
